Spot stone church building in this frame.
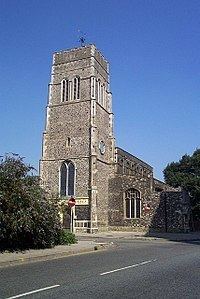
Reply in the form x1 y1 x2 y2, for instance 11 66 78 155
40 44 190 233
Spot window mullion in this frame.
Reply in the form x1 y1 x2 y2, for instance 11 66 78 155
66 80 68 101
66 164 68 196
69 81 72 101
76 78 78 100
77 77 80 100
65 80 67 101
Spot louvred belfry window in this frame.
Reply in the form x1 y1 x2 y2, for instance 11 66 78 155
96 79 101 103
61 79 69 102
91 76 96 99
73 76 80 100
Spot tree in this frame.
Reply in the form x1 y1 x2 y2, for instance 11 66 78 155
0 154 63 251
163 149 200 223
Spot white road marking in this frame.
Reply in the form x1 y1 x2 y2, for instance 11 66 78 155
100 259 157 276
6 284 60 299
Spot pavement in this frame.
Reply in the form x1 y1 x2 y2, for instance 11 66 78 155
0 231 200 268
0 240 109 268
76 230 200 242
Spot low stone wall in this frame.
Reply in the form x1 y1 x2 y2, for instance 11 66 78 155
149 191 190 233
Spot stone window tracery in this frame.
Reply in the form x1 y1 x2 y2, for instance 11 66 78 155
60 161 75 196
125 188 141 219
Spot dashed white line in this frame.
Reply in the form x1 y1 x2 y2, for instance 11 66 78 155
100 259 157 276
6 284 60 299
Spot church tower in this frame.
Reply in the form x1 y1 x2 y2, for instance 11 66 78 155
40 45 115 232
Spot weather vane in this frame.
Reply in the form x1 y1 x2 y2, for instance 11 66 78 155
78 30 86 47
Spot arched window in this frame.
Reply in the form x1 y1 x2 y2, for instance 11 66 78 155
91 76 96 99
60 161 75 196
102 84 105 107
60 162 67 196
96 79 101 103
73 76 80 100
68 162 75 195
125 189 141 218
61 79 69 102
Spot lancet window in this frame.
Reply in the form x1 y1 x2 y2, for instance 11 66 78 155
61 79 69 102
91 76 96 99
73 76 80 100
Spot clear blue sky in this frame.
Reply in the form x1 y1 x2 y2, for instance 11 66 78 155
1 0 200 180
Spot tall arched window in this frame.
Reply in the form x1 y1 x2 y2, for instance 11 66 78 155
60 161 75 196
73 76 80 100
102 84 105 107
96 79 101 103
60 162 67 196
125 189 141 218
61 79 69 102
91 76 96 99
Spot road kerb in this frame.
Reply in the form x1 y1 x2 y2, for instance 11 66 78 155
0 243 110 268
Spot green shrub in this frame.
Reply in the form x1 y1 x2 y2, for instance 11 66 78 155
57 229 77 245
0 154 62 251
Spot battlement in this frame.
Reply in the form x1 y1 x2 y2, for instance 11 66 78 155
53 44 109 73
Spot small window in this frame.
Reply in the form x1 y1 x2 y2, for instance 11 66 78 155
125 189 141 218
66 137 71 147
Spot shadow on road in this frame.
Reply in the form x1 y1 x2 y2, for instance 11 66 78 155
145 231 200 245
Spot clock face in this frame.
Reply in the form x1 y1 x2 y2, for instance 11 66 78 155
99 140 106 155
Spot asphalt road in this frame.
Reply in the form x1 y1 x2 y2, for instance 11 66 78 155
0 239 199 299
